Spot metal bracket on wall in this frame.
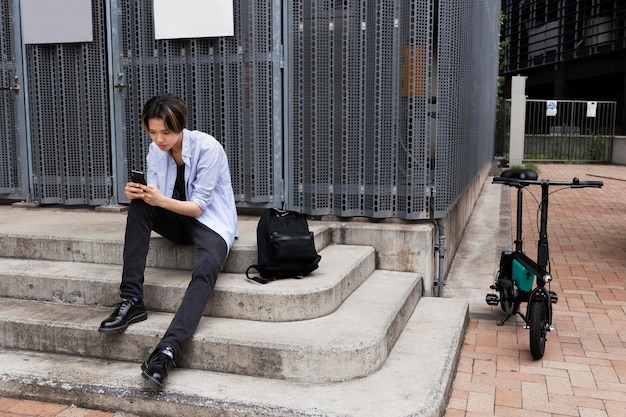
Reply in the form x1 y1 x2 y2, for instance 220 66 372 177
1 76 20 92
114 73 130 92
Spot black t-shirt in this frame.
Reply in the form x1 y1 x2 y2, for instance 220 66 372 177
172 163 186 201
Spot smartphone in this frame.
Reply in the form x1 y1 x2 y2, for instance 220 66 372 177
129 170 147 185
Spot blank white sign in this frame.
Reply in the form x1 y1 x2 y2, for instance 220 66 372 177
21 0 93 44
153 0 234 39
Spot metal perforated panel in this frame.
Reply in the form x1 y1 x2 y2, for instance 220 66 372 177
434 0 499 217
0 0 19 195
286 0 433 219
112 0 278 205
25 1 110 205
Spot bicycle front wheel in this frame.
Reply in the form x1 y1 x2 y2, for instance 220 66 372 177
528 297 549 359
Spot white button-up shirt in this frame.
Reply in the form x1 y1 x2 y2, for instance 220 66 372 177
146 129 238 251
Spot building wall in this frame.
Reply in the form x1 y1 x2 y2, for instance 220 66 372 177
500 0 626 134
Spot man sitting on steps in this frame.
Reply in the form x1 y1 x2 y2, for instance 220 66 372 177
98 93 238 388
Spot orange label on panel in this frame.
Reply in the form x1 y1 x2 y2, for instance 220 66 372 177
402 45 426 97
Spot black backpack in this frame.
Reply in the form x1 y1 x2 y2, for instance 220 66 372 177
246 208 321 284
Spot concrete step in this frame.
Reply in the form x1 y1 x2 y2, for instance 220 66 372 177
0 206 437 291
0 297 468 417
0 244 375 322
0 209 329 273
0 270 422 383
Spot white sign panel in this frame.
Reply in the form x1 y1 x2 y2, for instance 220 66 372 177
153 0 234 39
587 101 597 118
21 0 93 44
546 100 557 117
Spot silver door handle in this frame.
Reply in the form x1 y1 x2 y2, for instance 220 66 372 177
114 84 130 92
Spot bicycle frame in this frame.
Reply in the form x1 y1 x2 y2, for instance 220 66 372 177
494 181 555 327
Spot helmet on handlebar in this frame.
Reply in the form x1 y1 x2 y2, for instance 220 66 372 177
499 169 538 180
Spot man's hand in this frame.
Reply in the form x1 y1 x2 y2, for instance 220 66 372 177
125 181 146 200
125 181 202 217
140 185 165 206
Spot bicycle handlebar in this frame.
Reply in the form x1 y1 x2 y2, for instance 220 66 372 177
493 170 603 189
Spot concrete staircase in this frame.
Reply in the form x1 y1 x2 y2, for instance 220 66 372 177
0 206 468 417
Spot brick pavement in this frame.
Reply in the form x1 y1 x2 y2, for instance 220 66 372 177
0 397 125 417
445 164 626 417
1 164 624 417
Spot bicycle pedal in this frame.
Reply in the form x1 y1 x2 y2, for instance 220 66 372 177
485 293 499 306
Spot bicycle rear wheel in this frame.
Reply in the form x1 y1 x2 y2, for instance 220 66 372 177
497 278 515 315
528 297 548 359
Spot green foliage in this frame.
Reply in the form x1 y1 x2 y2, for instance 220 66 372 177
495 11 510 157
587 136 609 161
497 10 509 101
508 163 540 174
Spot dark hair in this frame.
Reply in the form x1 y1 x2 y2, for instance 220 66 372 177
141 94 188 133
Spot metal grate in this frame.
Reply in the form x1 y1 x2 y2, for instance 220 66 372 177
25 1 110 205
522 99 615 162
0 0 17 194
286 0 433 219
113 0 277 206
434 0 499 217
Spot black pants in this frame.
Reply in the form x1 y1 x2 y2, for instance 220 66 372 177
120 199 227 360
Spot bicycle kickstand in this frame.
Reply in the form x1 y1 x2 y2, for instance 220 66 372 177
497 314 513 326
497 307 526 326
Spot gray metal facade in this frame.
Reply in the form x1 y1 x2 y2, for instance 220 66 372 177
25 0 111 205
434 0 500 217
109 0 281 207
285 1 433 218
0 0 28 200
0 0 499 219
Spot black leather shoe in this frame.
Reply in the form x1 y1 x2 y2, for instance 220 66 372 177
141 346 175 388
98 299 147 333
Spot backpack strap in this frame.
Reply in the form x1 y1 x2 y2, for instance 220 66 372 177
245 265 305 284
246 265 271 284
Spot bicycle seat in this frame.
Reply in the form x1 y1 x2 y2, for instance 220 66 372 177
499 169 538 180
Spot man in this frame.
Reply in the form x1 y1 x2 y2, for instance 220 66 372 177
99 93 238 388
